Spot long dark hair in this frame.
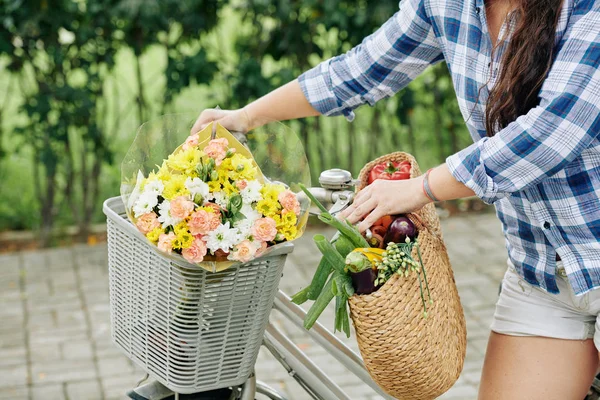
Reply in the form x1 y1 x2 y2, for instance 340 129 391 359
486 0 564 136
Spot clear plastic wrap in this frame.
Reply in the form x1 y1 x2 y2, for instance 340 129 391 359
120 114 310 272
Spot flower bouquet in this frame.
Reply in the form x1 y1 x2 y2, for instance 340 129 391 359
121 117 311 272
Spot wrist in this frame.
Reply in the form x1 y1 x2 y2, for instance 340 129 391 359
421 168 440 203
240 105 258 131
417 175 434 206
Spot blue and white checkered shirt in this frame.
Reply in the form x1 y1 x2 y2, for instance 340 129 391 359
298 0 600 295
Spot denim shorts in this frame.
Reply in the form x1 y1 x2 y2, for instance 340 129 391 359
491 259 600 350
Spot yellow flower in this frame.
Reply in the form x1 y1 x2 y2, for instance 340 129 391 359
261 183 285 201
256 198 281 217
173 229 193 250
222 180 238 196
208 180 222 193
173 222 189 236
280 225 298 241
281 210 297 228
166 147 202 176
162 174 189 200
229 153 257 181
156 162 172 182
146 227 163 243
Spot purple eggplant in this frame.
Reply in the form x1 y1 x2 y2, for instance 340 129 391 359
350 268 379 295
383 215 417 246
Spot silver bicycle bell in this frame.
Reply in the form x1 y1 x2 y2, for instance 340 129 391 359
318 168 354 190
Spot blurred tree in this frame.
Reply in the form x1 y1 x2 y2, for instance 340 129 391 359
0 0 221 245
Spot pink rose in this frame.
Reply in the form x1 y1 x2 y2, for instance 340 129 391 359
182 134 199 150
182 238 208 263
278 190 301 215
230 240 258 263
158 232 176 254
236 180 248 190
255 240 268 257
136 212 160 234
251 218 277 242
188 209 221 235
203 137 229 166
170 196 195 219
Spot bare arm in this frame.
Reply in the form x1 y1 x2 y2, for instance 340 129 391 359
191 80 319 134
340 163 475 232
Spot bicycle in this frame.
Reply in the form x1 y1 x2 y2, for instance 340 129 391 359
105 160 600 400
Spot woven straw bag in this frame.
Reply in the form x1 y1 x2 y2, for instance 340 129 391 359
348 152 467 400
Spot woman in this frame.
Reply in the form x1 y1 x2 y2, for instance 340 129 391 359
192 0 600 397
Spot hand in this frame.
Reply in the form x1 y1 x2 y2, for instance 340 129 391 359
339 177 431 232
191 108 252 135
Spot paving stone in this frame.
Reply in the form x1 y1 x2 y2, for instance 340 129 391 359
97 356 135 377
30 383 65 400
62 339 94 360
0 364 28 387
31 360 96 384
29 343 61 363
66 379 103 399
0 346 27 368
0 385 29 400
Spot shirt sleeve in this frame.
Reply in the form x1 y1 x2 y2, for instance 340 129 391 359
298 0 443 121
446 0 600 204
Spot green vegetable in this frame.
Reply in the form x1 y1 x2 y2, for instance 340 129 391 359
333 234 355 258
304 275 335 330
345 251 372 273
307 258 333 300
290 286 311 305
313 234 345 273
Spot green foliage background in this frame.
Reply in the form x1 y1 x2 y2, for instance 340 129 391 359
0 0 471 245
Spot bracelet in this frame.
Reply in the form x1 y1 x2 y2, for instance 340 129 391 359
422 168 440 202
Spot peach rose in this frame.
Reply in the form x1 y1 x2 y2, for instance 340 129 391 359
182 238 208 263
158 232 176 254
136 212 160 234
203 138 229 165
251 218 277 242
188 209 221 235
278 190 301 215
170 196 195 219
182 134 199 151
236 180 248 190
230 240 258 263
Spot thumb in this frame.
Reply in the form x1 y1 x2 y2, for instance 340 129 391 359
190 108 227 135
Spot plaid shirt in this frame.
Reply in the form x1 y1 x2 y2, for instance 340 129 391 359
298 0 600 295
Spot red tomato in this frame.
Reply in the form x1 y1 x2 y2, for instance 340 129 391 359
367 161 411 184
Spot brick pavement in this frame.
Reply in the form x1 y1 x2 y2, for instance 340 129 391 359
0 212 507 400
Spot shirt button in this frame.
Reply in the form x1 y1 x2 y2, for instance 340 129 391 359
475 6 481 13
543 221 551 229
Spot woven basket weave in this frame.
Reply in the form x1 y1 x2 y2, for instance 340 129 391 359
348 152 467 400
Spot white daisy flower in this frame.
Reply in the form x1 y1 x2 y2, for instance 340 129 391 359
234 218 253 239
133 191 159 217
212 191 230 209
240 203 261 223
144 179 164 196
240 180 263 204
205 222 242 253
185 177 210 200
157 200 182 228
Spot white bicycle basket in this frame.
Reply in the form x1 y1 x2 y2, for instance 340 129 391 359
102 196 292 393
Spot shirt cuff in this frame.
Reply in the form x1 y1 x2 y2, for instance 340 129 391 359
298 62 356 122
446 140 507 205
